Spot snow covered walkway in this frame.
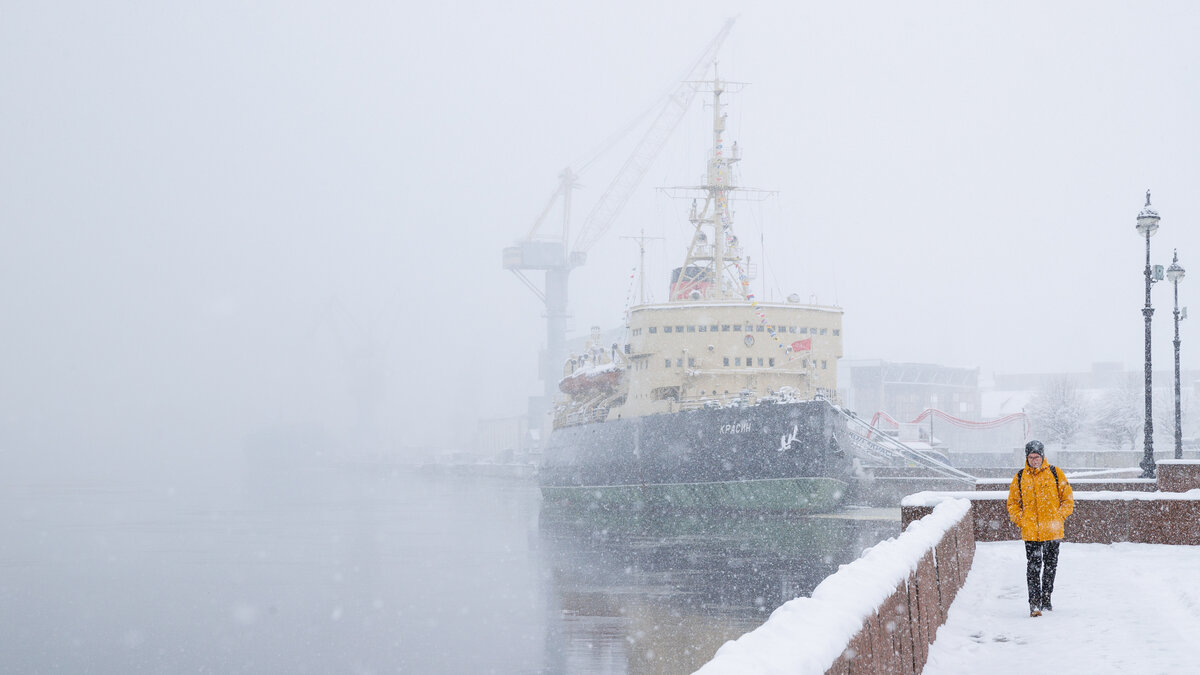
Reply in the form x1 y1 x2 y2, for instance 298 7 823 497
923 541 1200 674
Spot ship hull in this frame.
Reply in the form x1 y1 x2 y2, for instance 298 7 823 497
540 399 851 513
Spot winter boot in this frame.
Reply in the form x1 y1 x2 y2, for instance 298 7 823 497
1030 605 1042 618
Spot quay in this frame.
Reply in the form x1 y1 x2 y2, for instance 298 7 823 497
922 540 1200 673
697 460 1200 674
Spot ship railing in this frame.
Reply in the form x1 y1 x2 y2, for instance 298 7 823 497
814 388 840 405
553 406 611 429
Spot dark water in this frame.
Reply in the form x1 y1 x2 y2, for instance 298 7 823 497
0 462 897 674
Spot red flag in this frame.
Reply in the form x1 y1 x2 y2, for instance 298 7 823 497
791 338 812 352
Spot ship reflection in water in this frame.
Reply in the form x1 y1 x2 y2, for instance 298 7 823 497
538 504 899 673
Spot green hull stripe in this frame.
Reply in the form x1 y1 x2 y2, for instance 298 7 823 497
540 477 847 513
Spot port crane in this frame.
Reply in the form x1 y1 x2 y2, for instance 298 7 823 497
503 19 735 427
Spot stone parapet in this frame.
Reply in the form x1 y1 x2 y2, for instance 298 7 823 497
697 500 975 675
1157 460 1200 492
824 506 974 674
902 491 1200 545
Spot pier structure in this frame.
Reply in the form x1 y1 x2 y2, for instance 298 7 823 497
698 460 1200 674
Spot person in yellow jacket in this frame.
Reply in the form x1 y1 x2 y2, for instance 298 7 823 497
1006 440 1074 617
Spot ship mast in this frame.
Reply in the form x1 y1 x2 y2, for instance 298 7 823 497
675 72 750 302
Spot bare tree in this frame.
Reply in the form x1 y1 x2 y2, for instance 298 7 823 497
1026 377 1087 447
1092 385 1142 451
1153 387 1193 449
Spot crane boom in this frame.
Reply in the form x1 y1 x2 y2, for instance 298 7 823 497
502 18 736 439
572 18 735 255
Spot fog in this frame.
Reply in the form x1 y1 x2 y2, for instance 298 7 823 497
4 1 1200 461
7 3 1200 672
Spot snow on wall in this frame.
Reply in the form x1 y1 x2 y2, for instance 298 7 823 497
695 499 970 675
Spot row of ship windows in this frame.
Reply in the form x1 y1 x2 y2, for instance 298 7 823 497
657 357 829 369
631 325 838 337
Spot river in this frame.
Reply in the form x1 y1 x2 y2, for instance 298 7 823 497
0 461 897 673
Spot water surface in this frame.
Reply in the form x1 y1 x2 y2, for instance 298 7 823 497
0 461 896 673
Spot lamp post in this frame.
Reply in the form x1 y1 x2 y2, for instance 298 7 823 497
1167 249 1186 459
1136 191 1160 478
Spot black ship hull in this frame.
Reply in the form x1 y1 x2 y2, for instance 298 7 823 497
540 399 852 512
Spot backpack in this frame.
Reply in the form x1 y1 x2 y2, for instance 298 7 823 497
1016 465 1060 511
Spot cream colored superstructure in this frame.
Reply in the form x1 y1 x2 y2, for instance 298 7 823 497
612 301 842 418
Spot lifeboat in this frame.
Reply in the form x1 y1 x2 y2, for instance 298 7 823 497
559 362 623 396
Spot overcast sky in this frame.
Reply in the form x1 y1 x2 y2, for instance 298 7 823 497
4 1 1200 457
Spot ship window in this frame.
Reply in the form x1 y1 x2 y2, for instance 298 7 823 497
769 358 776 367
665 359 671 368
676 325 684 333
758 358 764 366
649 327 657 334
687 325 696 332
799 327 807 334
802 359 808 367
688 357 695 367
735 357 742 366
723 357 730 366
711 324 719 332
698 325 707 332
676 358 683 367
756 325 764 332
721 325 730 332
833 329 840 336
664 326 673 333
790 326 798 334
733 325 742 332
822 360 828 369
820 328 827 335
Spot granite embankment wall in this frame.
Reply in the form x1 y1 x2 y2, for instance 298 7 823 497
697 499 975 675
901 460 1200 545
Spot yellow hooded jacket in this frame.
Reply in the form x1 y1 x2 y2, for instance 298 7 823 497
1006 462 1074 541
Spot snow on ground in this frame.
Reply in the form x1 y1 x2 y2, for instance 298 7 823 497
923 541 1200 675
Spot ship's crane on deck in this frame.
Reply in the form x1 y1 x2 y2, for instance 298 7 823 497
503 19 735 428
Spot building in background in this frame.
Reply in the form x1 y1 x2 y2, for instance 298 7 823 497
473 415 536 465
840 360 981 422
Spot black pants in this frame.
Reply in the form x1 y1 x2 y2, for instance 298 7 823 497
1025 540 1060 608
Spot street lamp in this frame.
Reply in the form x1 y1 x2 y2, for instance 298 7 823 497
1136 190 1160 478
1167 249 1186 459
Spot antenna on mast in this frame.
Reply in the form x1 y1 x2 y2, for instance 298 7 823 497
621 229 665 305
